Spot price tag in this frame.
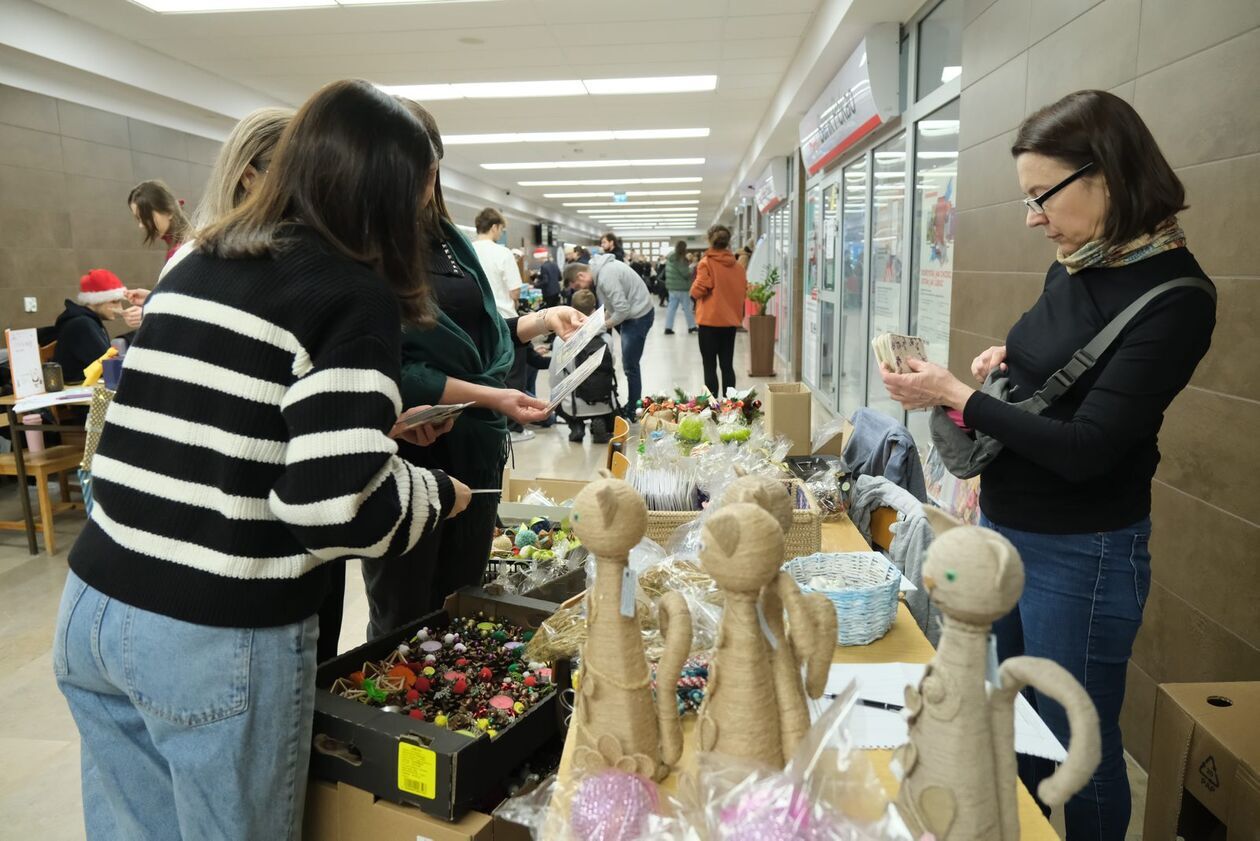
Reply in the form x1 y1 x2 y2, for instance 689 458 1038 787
397 741 437 799
620 567 637 618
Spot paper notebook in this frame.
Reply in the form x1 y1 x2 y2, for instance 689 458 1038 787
807 662 1067 763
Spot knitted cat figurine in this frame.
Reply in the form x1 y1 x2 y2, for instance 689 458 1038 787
894 508 1101 840
720 475 836 760
569 477 692 781
696 503 790 766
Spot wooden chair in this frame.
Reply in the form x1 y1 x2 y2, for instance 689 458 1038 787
0 411 84 555
869 506 898 553
609 450 631 480
605 415 631 471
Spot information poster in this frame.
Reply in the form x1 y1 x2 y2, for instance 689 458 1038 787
916 180 955 366
802 290 820 387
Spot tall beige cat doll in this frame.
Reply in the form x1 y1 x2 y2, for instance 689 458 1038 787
895 508 1101 840
569 477 692 781
720 475 836 759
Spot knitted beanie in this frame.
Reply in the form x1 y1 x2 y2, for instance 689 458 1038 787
78 269 126 305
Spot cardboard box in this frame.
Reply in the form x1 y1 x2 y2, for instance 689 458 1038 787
1144 681 1260 840
310 589 562 820
765 382 812 456
500 469 588 505
303 781 531 841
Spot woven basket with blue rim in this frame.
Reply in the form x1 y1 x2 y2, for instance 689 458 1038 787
783 552 901 646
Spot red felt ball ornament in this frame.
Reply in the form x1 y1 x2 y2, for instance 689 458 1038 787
456 658 469 668
415 677 431 693
524 675 537 687
409 709 424 720
406 689 420 703
478 667 493 682
453 678 469 695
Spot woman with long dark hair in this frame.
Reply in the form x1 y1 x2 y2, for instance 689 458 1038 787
358 100 585 639
127 179 190 263
880 90 1215 840
54 80 469 839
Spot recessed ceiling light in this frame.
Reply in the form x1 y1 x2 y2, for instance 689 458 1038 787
379 75 716 102
519 177 703 187
482 158 704 171
542 190 700 198
128 0 496 10
563 200 699 207
443 128 709 145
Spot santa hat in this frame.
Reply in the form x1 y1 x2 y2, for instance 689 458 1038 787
78 269 126 305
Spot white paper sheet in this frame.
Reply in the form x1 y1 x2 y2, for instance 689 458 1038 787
398 402 475 429
545 344 606 412
12 386 95 415
548 305 605 373
5 328 45 400
808 662 1067 762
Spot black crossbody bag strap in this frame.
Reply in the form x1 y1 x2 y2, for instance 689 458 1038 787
1029 276 1216 407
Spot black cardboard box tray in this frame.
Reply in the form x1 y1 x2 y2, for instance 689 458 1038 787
310 588 561 821
1144 681 1260 840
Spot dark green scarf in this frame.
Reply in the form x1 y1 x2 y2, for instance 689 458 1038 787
399 219 515 483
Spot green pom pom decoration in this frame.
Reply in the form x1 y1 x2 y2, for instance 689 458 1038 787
676 415 706 443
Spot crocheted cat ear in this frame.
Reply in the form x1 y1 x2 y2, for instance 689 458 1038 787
923 506 962 537
597 485 619 519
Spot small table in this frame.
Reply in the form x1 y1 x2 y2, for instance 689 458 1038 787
549 516 1059 839
2 389 93 554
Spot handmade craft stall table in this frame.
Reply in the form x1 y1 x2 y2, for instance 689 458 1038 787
549 515 1059 840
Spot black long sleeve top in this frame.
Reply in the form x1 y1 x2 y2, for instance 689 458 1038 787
963 248 1215 534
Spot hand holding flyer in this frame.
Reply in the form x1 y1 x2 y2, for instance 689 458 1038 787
548 305 605 373
545 345 607 412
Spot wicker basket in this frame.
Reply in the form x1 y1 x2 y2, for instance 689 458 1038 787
644 479 822 561
783 552 900 646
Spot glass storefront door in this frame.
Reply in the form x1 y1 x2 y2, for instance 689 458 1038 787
800 184 822 389
837 157 869 416
816 180 840 405
866 132 909 418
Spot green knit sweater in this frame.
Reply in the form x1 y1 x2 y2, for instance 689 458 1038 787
399 219 514 485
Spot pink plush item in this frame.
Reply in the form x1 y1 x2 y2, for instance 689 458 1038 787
570 770 658 841
946 408 971 433
719 784 817 841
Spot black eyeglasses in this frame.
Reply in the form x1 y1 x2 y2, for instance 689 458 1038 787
1023 162 1094 215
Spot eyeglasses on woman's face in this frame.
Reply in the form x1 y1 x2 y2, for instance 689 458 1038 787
1023 161 1095 215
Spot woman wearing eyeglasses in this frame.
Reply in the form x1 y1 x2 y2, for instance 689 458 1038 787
879 90 1216 840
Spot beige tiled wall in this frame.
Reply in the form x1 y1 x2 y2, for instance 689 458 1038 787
0 84 219 333
954 0 1260 768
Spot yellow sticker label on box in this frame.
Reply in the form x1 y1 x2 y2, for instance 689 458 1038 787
397 741 437 799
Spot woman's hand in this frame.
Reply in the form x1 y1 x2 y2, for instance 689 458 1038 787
880 358 975 412
126 288 150 307
494 389 551 425
447 477 472 519
544 306 585 340
971 345 1007 384
122 307 144 330
389 406 456 446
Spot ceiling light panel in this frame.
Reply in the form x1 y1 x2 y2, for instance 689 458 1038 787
482 158 704 171
542 190 700 198
128 0 334 10
379 75 716 102
518 177 703 187
443 128 709 145
563 200 699 207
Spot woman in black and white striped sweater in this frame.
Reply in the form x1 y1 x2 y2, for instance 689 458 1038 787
52 80 470 840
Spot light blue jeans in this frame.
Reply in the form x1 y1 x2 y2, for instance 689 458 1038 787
53 571 319 841
665 290 695 331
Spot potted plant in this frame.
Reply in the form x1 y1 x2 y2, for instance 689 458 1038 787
745 267 780 376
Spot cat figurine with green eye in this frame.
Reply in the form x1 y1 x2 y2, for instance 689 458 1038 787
894 508 1101 841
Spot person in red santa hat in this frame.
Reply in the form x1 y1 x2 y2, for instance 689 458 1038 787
53 269 131 381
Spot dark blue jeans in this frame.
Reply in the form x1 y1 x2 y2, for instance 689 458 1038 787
983 513 1151 841
617 309 654 415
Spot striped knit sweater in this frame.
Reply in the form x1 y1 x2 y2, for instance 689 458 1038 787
69 229 454 628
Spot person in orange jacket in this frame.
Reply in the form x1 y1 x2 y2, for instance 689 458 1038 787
690 224 748 397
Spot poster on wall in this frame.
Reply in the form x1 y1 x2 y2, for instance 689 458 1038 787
802 290 820 386
916 178 955 365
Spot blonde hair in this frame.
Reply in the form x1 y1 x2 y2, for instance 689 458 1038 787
192 107 294 230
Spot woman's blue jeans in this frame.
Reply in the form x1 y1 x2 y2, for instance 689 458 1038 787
983 514 1151 841
53 571 319 840
665 290 695 331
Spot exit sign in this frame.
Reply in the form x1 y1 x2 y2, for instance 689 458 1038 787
613 193 628 203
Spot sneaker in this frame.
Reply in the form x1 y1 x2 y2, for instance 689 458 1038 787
568 428 585 443
509 429 536 444
688 327 698 334
664 329 675 335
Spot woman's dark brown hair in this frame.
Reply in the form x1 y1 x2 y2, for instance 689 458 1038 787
707 224 732 251
1011 90 1186 247
127 180 190 245
199 79 438 325
398 99 451 235
673 239 688 259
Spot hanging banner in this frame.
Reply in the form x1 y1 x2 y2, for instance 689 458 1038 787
754 157 789 214
798 23 900 176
